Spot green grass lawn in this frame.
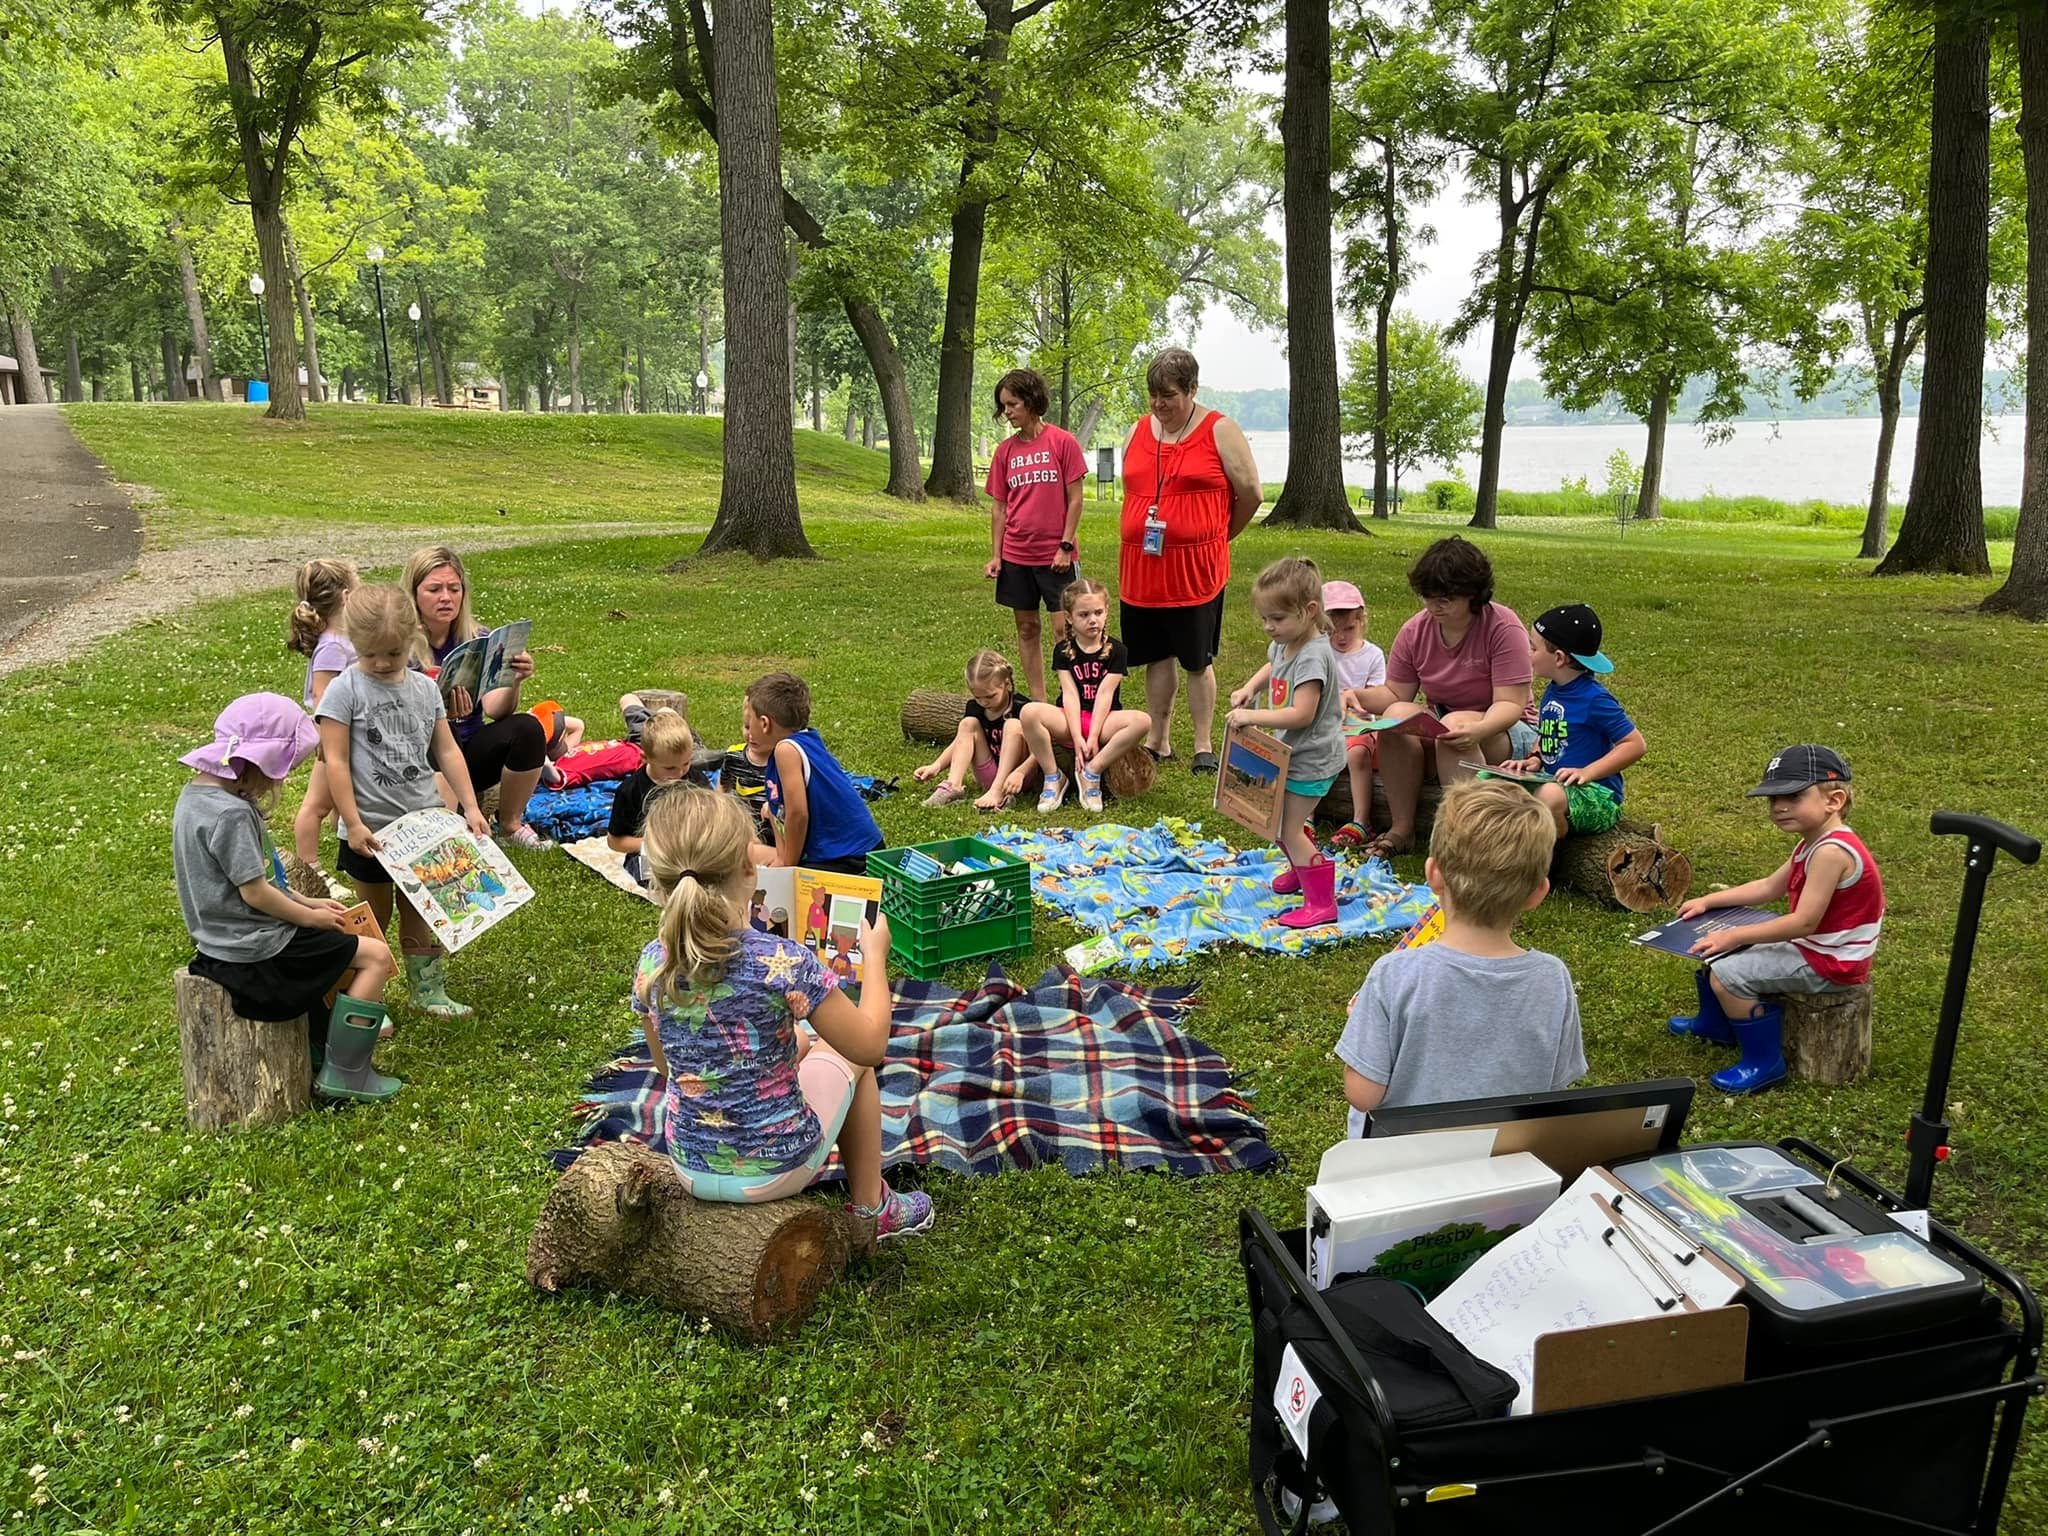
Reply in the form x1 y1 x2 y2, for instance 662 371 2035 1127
8 409 2047 1531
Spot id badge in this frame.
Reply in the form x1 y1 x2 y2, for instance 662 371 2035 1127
1142 507 1166 557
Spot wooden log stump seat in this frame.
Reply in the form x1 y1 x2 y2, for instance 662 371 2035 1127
1775 984 1873 1086
899 688 1155 800
175 968 313 1131
1312 776 1691 910
633 688 689 718
527 1141 876 1340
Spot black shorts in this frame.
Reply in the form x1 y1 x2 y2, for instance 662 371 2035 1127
337 842 392 886
190 926 360 1022
1121 591 1227 672
995 560 1077 613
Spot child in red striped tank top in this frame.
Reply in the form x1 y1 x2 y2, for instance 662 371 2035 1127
1667 745 1883 1094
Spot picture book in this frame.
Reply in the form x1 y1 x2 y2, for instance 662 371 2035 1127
1215 721 1291 840
750 863 797 939
1467 760 1557 787
1353 710 1447 739
791 867 883 983
1631 906 1777 959
434 619 533 709
371 808 534 952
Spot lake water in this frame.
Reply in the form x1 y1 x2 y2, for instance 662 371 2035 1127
1228 416 2029 508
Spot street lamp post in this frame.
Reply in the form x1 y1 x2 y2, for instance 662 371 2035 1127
248 273 267 394
407 300 424 405
695 369 709 415
367 245 395 403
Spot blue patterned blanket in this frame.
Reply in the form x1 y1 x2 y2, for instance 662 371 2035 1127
979 820 1435 968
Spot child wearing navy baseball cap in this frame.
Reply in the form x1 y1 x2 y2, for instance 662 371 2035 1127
1505 603 1647 842
1667 744 1884 1094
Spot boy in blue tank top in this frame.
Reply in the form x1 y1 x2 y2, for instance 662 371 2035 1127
748 671 885 874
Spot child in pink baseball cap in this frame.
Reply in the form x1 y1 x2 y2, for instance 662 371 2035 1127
1321 579 1388 851
172 693 401 1103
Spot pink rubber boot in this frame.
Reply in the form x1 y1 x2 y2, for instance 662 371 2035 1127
1279 859 1339 929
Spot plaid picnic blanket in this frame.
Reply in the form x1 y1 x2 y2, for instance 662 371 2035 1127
981 819 1435 968
550 964 1278 1182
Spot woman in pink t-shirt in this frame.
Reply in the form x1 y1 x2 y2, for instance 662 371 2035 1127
1359 538 1537 859
983 368 1088 702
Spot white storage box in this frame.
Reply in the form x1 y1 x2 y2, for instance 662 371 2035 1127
1306 1128 1561 1295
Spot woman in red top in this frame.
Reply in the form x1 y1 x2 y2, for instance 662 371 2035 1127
1118 348 1263 773
984 368 1087 703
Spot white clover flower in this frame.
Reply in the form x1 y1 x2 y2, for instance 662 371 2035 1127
656 1487 674 1506
798 1487 816 1505
776 1395 789 1412
234 1404 253 1420
290 1437 307 1453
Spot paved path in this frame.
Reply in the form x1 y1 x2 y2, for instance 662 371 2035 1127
0 406 142 650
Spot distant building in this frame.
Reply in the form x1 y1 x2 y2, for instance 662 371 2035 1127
0 353 60 405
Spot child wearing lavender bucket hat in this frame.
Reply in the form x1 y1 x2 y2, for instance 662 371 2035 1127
171 693 403 1103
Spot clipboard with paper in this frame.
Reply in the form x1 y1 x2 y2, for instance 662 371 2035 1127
1425 1168 1749 1415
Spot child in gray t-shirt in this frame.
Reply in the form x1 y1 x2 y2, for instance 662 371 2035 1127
1226 557 1348 930
1336 779 1587 1136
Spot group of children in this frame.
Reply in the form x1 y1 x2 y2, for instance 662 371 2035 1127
170 544 1884 1259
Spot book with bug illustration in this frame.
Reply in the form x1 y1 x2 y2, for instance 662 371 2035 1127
372 808 534 952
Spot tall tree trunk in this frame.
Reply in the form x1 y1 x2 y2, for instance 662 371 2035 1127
1267 0 1359 531
924 2 1017 501
4 298 49 404
421 295 451 403
1471 169 1554 530
1880 11 1991 576
171 228 222 401
786 244 800 420
282 222 324 403
698 0 811 559
1637 373 1673 522
843 395 858 441
218 17 306 420
809 352 822 431
568 291 584 413
637 339 649 414
1861 311 1919 560
862 408 877 449
1057 264 1073 429
51 269 83 403
1372 138 1396 520
158 329 187 401
1984 6 2048 617
129 356 144 403
1076 397 1105 453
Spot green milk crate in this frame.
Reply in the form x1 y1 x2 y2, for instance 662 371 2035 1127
866 836 1033 981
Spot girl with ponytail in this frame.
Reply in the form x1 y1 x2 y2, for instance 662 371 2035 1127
286 559 359 864
631 787 934 1239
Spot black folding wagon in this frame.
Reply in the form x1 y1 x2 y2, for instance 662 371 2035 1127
1240 813 2044 1535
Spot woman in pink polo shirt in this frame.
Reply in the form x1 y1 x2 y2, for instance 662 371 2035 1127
984 368 1088 703
1361 537 1537 859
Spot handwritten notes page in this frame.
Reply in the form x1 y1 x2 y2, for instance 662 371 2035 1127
1424 1170 1736 1414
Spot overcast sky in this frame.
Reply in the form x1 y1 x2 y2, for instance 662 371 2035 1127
1189 176 1515 394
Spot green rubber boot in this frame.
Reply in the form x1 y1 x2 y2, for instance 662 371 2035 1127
405 952 472 1019
314 996 402 1103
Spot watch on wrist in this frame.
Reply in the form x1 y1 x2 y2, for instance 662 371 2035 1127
1058 540 1076 554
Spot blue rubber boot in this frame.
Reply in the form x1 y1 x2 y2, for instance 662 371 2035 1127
1711 1005 1787 1095
1668 968 1735 1045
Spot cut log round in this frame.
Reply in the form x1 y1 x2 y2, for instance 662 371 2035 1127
175 968 312 1132
634 688 689 718
278 848 346 900
1552 822 1694 911
1312 774 1434 839
902 688 968 745
525 1141 876 1340
1777 984 1873 1086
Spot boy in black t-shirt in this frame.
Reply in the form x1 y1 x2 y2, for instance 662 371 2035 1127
1015 578 1155 813
607 708 699 883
